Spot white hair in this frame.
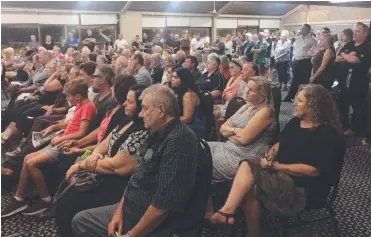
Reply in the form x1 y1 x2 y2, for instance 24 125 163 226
3 47 14 55
281 30 290 37
153 46 163 54
122 49 131 57
140 84 179 117
207 53 219 62
82 46 90 54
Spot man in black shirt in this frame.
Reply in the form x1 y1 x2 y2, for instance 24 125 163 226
165 33 178 53
183 55 202 81
338 22 371 138
82 29 97 52
211 35 225 56
149 53 164 84
72 84 200 237
132 35 141 51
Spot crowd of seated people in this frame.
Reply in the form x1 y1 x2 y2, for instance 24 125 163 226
1 21 370 237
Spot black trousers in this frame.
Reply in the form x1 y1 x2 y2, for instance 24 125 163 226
337 87 350 130
3 100 38 128
276 61 290 84
349 81 369 137
365 86 371 142
55 173 129 237
15 103 46 136
285 58 312 100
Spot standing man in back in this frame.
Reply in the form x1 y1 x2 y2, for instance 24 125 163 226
283 24 317 102
251 33 268 76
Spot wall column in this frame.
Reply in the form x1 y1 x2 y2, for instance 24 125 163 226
120 11 142 47
212 17 217 43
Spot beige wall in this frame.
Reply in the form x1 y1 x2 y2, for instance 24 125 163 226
120 11 142 45
283 5 371 25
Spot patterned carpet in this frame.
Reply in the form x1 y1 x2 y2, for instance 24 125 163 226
2 93 371 237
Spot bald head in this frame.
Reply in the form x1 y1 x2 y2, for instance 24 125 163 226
176 50 186 63
114 56 128 72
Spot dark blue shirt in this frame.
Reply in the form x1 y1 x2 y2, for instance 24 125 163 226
67 38 79 49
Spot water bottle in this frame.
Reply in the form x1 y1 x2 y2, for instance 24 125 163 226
77 150 92 162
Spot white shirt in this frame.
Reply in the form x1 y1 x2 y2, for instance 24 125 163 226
224 41 233 55
293 34 317 61
191 38 204 53
275 40 291 62
114 39 128 51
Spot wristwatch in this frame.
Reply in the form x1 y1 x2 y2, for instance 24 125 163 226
230 127 236 134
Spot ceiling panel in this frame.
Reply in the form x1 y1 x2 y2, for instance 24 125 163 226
222 2 298 16
1 1 127 12
129 1 230 14
2 1 371 15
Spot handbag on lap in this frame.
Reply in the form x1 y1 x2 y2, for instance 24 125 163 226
250 162 307 216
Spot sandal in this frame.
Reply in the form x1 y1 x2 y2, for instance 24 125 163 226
210 210 235 225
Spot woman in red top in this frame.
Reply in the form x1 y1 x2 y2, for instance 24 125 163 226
2 78 97 218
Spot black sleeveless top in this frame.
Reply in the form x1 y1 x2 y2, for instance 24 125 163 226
311 48 335 89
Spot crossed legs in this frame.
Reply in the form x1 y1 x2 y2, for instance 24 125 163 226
210 161 261 237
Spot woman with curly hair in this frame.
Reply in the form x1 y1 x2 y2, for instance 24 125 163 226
209 84 345 237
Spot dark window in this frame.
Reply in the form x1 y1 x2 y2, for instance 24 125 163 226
1 24 38 47
40 25 65 45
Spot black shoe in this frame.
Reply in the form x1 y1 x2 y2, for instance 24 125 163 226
22 199 51 216
1 197 29 218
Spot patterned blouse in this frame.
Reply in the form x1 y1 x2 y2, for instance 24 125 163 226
107 126 149 160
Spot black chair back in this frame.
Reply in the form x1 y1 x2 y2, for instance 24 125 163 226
225 97 246 120
194 138 213 223
199 91 215 141
173 138 213 237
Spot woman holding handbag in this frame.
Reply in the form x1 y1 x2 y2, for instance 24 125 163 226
55 84 149 237
209 84 344 237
